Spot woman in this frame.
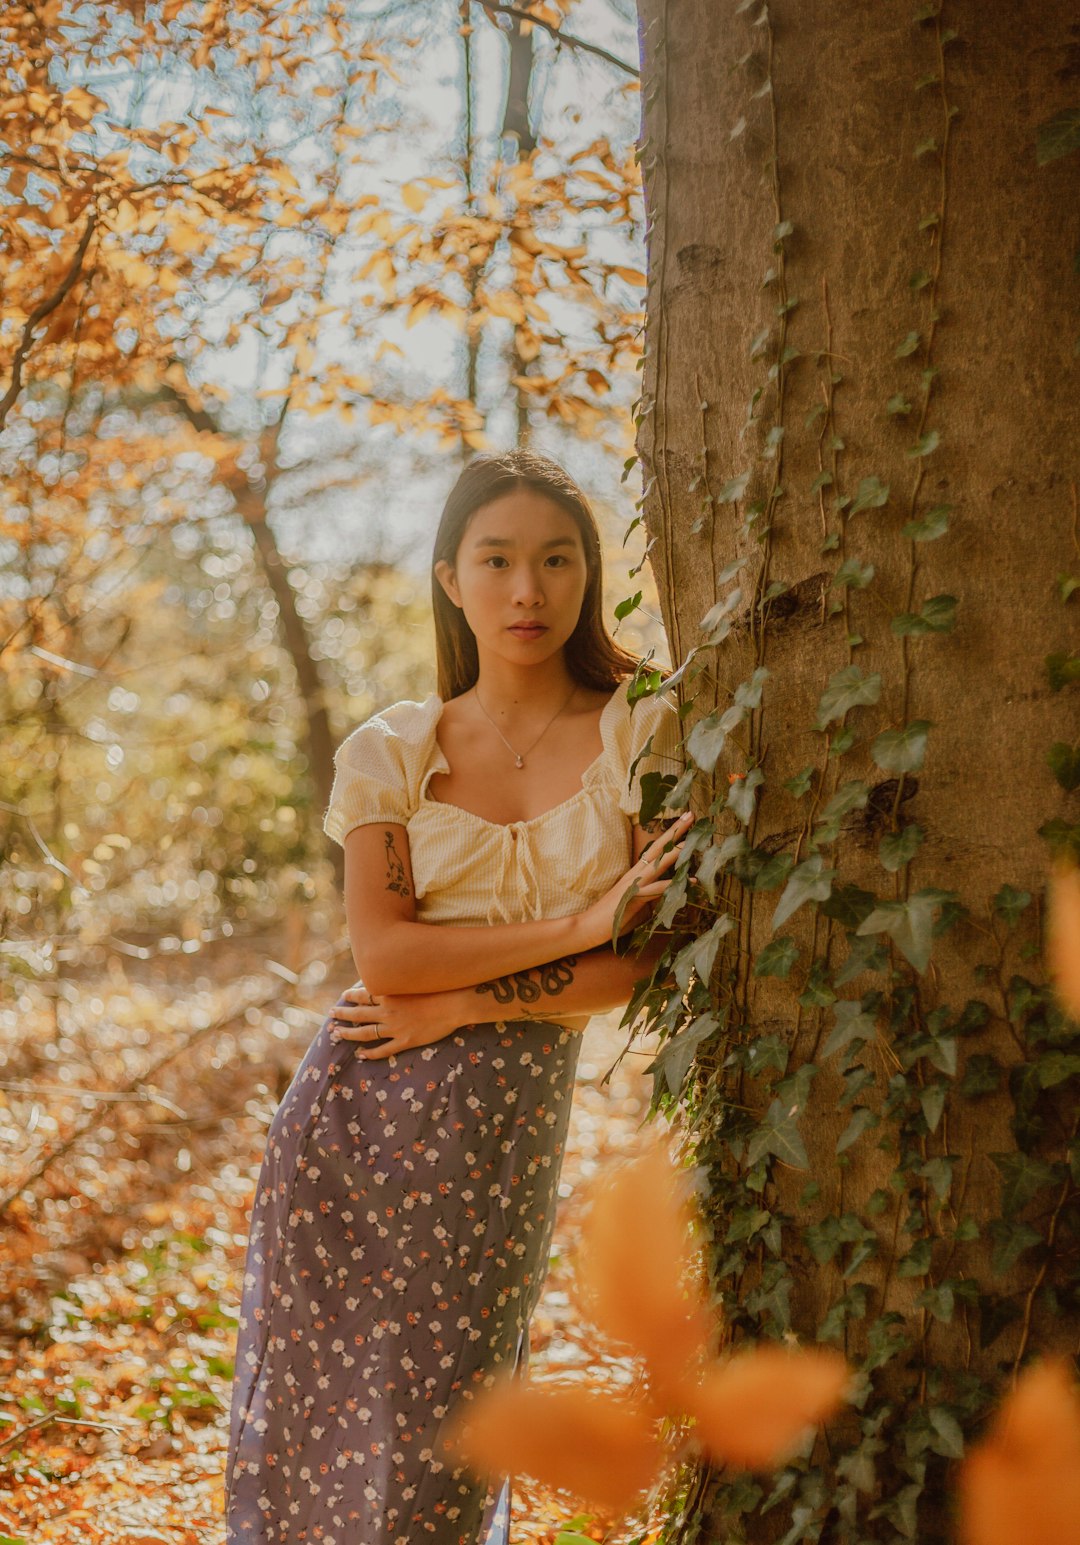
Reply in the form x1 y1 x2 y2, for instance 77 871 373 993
224 449 689 1545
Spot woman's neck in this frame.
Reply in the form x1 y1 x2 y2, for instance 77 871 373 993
470 653 578 716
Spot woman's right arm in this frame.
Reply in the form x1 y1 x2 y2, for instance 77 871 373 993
342 813 692 996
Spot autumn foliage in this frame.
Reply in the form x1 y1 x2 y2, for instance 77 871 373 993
439 1138 850 1516
959 1359 1080 1545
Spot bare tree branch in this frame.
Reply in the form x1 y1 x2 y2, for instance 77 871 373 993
0 212 98 433
475 2 638 78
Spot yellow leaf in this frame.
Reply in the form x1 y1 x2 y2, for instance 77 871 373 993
679 1346 849 1470
401 181 430 212
1047 861 1080 1022
439 1378 665 1514
960 1360 1080 1545
112 198 139 234
612 265 647 285
574 1136 715 1399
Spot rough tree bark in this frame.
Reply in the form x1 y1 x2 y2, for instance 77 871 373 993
634 3 1078 1540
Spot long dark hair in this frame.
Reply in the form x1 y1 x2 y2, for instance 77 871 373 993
431 450 642 701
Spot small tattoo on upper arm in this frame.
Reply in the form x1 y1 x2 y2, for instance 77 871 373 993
383 830 411 897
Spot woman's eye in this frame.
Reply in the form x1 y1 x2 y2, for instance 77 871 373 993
485 556 509 568
545 555 568 568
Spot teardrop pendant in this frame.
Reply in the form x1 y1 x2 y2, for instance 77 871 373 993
515 755 524 769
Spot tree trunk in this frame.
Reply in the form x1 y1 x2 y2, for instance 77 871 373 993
634 2 1078 1540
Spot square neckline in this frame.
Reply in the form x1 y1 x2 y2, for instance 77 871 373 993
418 682 626 831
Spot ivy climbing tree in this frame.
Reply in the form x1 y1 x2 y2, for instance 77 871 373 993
628 3 1079 1541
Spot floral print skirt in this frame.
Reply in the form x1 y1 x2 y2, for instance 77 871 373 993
223 1003 582 1545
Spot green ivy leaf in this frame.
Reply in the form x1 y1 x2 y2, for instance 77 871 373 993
834 932 889 985
832 559 875 590
895 330 921 358
836 1106 877 1153
820 884 877 930
856 888 952 973
897 1238 933 1279
918 1080 947 1133
959 1054 1002 1097
1037 1050 1080 1088
820 781 870 823
646 1012 724 1099
1046 651 1080 691
654 869 690 930
686 713 730 774
637 771 679 827
823 998 877 1060
879 823 925 872
784 765 815 797
672 917 736 992
699 586 743 646
872 719 932 774
772 853 835 930
1036 106 1080 164
921 1155 957 1200
902 504 952 541
849 476 890 516
1048 741 1080 791
992 884 1032 926
991 1152 1057 1218
727 767 763 824
798 962 836 1009
745 1098 809 1170
887 393 913 416
890 594 957 637
1038 817 1080 861
987 1219 1042 1274
915 1284 955 1323
815 665 882 729
719 471 752 503
927 1407 965 1459
906 429 940 458
754 936 801 979
614 590 642 621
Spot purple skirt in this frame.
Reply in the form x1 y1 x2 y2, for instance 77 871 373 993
223 1002 582 1545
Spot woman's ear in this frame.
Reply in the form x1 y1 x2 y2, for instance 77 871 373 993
433 558 462 609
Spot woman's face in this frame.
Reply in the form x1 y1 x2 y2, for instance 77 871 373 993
434 488 590 670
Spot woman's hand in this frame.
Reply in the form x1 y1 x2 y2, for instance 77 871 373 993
328 980 470 1061
578 809 694 950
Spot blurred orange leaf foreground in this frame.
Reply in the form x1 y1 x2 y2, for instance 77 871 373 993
960 1359 1080 1545
438 1137 849 1516
1047 860 1080 1024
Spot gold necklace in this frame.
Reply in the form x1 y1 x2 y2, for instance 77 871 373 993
472 682 578 769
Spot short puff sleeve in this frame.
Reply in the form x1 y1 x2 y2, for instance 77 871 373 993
322 697 437 847
607 687 685 822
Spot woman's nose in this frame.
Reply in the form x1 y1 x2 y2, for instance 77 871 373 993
511 566 545 606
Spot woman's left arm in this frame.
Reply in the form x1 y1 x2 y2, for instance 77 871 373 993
330 822 677 1057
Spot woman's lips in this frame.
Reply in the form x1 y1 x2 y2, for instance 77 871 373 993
508 623 548 638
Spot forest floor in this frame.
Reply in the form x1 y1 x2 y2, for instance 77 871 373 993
0 930 672 1545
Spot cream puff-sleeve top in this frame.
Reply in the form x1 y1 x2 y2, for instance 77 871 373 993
322 682 683 929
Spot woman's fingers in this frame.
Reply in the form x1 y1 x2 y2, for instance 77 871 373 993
641 812 693 867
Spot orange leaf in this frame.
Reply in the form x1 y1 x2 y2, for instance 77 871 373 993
438 1378 666 1515
959 1360 1080 1545
678 1345 849 1469
574 1137 715 1398
1047 861 1080 1023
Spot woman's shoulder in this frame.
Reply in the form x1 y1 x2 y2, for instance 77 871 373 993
334 693 441 767
598 676 684 817
599 676 681 748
